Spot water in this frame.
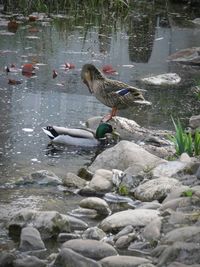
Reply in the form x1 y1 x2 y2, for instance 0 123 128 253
0 2 200 240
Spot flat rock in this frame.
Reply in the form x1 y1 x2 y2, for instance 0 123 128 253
62 172 86 189
100 255 151 267
141 73 181 86
53 248 101 267
167 262 200 267
89 141 165 173
168 47 200 65
134 177 181 202
14 255 47 267
152 161 188 178
79 197 111 216
19 226 45 251
62 239 117 260
99 209 160 232
28 170 62 185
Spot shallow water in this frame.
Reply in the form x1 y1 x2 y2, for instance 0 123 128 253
0 2 200 245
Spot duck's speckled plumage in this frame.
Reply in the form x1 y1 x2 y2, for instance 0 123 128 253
81 64 151 120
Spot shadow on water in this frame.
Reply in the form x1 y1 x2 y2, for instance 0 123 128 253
0 0 200 248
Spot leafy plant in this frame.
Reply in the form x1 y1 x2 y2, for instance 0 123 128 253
181 189 193 197
118 184 129 196
169 117 200 157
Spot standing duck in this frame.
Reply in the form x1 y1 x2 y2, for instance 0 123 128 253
81 64 151 121
42 123 117 147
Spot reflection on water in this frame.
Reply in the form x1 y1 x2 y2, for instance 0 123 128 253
0 2 200 219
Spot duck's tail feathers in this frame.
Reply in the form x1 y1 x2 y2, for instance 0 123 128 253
42 126 59 139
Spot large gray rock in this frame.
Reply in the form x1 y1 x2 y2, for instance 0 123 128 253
134 177 181 202
66 215 88 231
142 217 162 241
87 169 113 193
82 227 106 240
79 197 111 216
99 209 160 232
152 161 188 178
167 262 200 267
62 239 117 260
19 226 45 251
14 255 46 267
62 172 86 189
89 141 165 173
53 248 101 267
141 73 181 86
100 255 151 267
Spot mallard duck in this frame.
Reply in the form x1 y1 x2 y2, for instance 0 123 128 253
81 64 151 121
42 123 117 147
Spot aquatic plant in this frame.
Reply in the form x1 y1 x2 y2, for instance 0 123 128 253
169 117 200 157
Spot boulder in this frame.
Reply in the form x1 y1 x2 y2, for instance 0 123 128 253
82 227 106 240
141 73 181 86
100 255 151 267
13 255 46 267
79 197 111 216
62 172 86 189
88 141 165 173
152 161 188 178
100 209 160 232
142 217 162 241
62 239 117 260
19 226 45 251
0 252 16 267
28 170 62 185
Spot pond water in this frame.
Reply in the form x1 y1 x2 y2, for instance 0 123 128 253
0 1 200 246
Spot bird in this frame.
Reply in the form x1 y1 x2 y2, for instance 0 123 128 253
81 64 151 121
42 123 118 147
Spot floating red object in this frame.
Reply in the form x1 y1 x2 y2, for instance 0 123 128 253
8 20 18 32
22 63 35 77
102 64 117 74
65 62 75 69
29 15 38 22
53 70 58 79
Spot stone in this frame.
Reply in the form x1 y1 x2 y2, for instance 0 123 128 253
162 186 191 204
19 226 45 251
57 233 81 243
142 217 162 241
134 177 181 202
53 248 101 267
0 252 16 267
66 215 88 231
88 141 165 173
167 262 200 267
82 227 106 240
141 73 181 86
79 197 111 216
13 255 46 267
87 169 113 193
115 233 137 249
161 197 196 211
152 161 188 178
113 225 134 241
62 239 117 260
100 255 151 267
62 172 86 188
168 47 200 65
137 201 161 210
70 208 98 219
100 209 160 232
29 170 62 185
189 115 200 129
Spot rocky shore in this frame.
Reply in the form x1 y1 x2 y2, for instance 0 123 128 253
0 116 200 267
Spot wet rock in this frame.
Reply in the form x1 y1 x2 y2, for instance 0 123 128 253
19 226 45 251
82 227 106 240
14 255 46 267
8 210 70 239
100 209 160 232
53 248 101 267
137 201 161 210
86 169 113 194
168 47 200 65
134 177 181 202
189 115 200 129
154 242 200 267
113 225 134 241
88 141 165 173
167 262 200 267
62 239 117 260
100 255 151 267
27 170 62 185
141 73 181 86
77 168 93 181
62 172 86 189
57 233 81 243
69 208 98 219
142 217 162 241
115 233 137 249
152 161 188 178
0 251 16 267
161 196 200 212
79 197 111 216
104 193 138 209
66 215 88 231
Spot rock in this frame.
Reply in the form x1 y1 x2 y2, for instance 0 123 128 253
88 141 165 173
19 226 45 251
62 172 86 188
134 177 181 202
162 186 191 203
168 211 200 226
192 18 200 25
113 225 134 241
100 209 160 232
79 197 111 216
82 227 106 240
69 208 98 219
168 47 200 65
0 252 16 267
62 239 117 260
115 233 137 249
161 197 198 211
142 217 162 241
66 215 88 231
28 170 62 185
179 153 192 163
100 255 151 267
13 255 46 267
86 169 113 194
8 210 70 240
167 262 200 267
137 201 161 210
53 248 101 267
57 233 81 243
141 73 181 86
190 115 200 130
152 161 188 178
155 242 200 267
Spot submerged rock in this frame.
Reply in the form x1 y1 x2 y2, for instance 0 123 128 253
82 227 106 240
100 255 151 267
14 255 47 267
79 197 111 216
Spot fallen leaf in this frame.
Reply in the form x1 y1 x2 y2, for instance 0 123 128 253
102 64 117 74
65 62 75 69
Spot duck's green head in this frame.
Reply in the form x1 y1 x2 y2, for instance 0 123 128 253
95 123 114 140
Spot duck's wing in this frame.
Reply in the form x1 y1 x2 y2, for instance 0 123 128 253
48 126 95 139
104 79 146 94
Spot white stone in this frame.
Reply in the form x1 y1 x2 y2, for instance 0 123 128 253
142 73 181 85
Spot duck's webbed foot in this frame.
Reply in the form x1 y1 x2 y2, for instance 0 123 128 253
101 107 118 122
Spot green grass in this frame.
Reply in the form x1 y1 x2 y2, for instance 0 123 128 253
169 117 200 157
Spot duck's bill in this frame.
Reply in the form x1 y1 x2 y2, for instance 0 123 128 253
112 130 121 140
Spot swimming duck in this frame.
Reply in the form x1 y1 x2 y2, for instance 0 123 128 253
81 64 151 121
42 123 117 147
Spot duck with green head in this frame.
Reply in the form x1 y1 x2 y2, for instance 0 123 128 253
81 64 151 121
42 123 118 147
